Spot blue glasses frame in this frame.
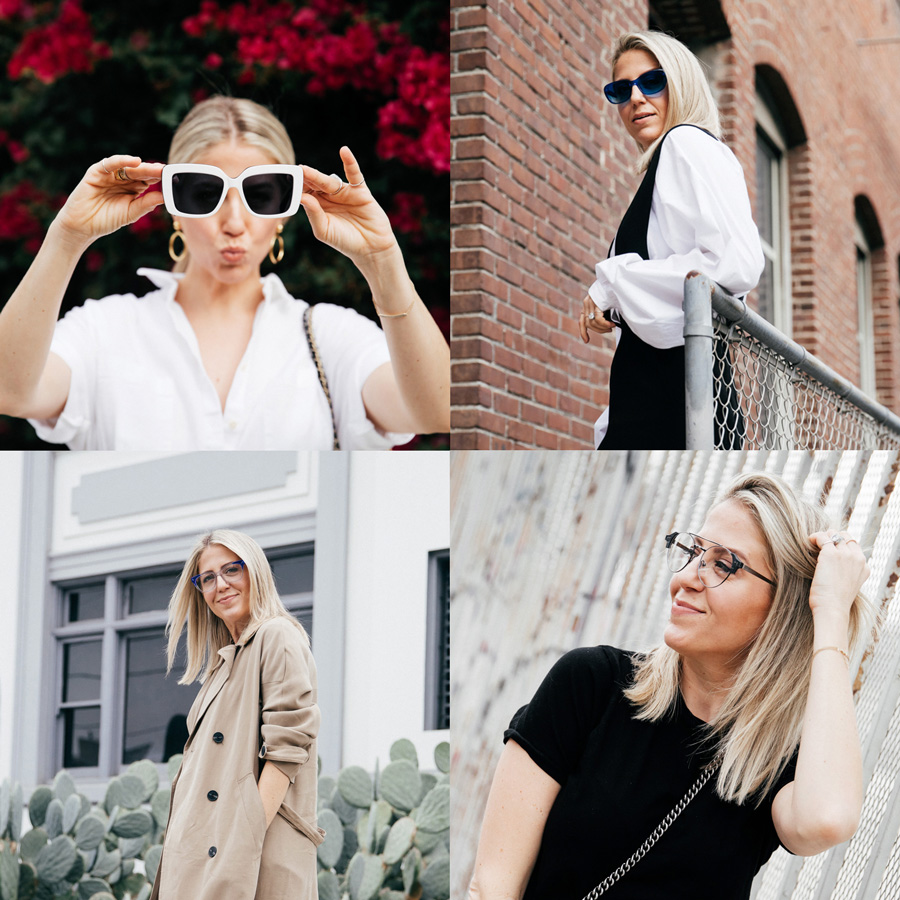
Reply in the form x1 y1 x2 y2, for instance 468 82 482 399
191 559 246 593
603 68 667 104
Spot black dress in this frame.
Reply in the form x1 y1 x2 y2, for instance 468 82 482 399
504 646 796 900
597 124 744 450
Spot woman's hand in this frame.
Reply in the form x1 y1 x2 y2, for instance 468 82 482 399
53 155 164 250
807 531 869 619
578 294 617 343
300 147 399 266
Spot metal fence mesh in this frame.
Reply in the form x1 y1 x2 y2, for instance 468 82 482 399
451 450 900 900
711 325 900 450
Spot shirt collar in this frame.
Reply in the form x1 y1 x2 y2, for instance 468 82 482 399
135 268 292 308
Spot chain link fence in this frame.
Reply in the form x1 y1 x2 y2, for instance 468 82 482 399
683 273 900 450
451 450 900 900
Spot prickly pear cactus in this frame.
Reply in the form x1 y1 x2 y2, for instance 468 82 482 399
0 760 167 900
316 739 450 900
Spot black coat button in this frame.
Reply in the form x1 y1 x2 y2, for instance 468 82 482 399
208 846 217 857
212 732 223 744
207 790 218 801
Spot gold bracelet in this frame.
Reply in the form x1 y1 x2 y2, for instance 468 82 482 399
373 295 416 318
812 646 850 665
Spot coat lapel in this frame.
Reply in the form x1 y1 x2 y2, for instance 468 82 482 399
185 645 238 741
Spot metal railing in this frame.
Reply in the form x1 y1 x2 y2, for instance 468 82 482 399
683 272 900 450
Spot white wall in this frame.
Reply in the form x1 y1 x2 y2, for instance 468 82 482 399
0 452 24 782
342 452 449 773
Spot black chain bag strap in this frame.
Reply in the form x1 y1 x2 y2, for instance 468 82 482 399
580 764 719 900
302 305 340 450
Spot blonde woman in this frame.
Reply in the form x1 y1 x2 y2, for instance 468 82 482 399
0 96 449 449
151 530 320 900
469 473 874 900
578 32 764 449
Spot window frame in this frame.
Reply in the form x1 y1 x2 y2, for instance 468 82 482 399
50 543 314 788
424 548 450 732
856 221 876 396
755 93 792 337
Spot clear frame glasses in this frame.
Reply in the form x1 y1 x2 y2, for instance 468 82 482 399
664 532 776 588
161 164 303 218
603 68 667 104
191 560 247 594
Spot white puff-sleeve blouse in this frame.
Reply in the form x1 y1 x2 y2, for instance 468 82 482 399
587 125 765 350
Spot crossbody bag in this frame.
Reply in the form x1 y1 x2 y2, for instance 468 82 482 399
301 305 340 450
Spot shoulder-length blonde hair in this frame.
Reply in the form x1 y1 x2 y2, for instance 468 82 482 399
165 529 309 685
167 96 295 273
624 472 876 805
612 31 721 173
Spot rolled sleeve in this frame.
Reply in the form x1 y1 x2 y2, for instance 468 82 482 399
258 619 320 784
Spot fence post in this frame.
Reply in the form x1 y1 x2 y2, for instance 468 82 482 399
683 272 715 449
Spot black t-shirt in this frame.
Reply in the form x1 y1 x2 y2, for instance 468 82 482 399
504 646 797 900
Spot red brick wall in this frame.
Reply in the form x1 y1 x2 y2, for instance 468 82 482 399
451 0 900 448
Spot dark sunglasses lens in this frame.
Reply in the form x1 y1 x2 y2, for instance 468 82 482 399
638 70 666 95
604 80 631 104
243 173 294 215
171 172 224 215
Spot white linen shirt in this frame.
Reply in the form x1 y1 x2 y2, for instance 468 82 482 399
587 126 765 446
28 268 413 450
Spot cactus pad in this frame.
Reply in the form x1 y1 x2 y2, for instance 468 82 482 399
421 854 450 900
9 782 23 843
43 799 63 840
433 742 449 775
34 835 77 884
338 766 374 809
378 761 421 813
415 785 449 833
382 817 416 865
0 780 9 837
19 828 49 863
317 869 340 900
143 846 163 883
62 794 82 835
150 789 170 830
75 815 106 852
111 810 152 840
389 739 418 768
346 852 385 900
126 761 159 803
401 846 422 896
0 844 19 900
52 772 76 805
316 809 344 869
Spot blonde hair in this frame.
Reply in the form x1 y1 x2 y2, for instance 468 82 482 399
624 472 876 805
167 96 295 272
612 31 721 173
165 529 309 685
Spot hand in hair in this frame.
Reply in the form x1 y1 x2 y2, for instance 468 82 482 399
53 155 164 251
807 531 869 619
299 146 398 265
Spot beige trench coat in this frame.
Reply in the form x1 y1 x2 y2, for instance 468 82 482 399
150 616 324 900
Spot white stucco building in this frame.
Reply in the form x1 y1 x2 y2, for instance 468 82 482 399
0 451 449 801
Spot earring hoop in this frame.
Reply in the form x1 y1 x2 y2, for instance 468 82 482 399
168 221 187 262
269 223 285 265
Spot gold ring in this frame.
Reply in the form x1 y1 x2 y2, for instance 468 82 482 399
115 168 131 183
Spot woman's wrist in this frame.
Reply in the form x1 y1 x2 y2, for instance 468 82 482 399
811 606 851 645
47 217 93 258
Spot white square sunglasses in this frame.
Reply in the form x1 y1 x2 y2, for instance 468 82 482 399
161 164 303 218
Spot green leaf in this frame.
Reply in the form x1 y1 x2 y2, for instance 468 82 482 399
143 846 162 884
113 777 144 811
420 854 449 900
90 845 121 880
52 772 76 805
337 767 374 809
382 817 416 865
317 869 340 900
75 816 106 852
19 828 49 863
62 794 82 835
110 810 152 840
433 742 449 775
401 847 422 896
389 739 418 769
149 790 169 830
43 800 63 840
0 844 19 900
35 835 77 884
26 784 53 832
378 761 421 813
315 809 343 870
346 852 385 900
415 784 449 833
125 762 158 803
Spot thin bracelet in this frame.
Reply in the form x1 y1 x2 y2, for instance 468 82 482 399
812 646 850 665
373 295 416 318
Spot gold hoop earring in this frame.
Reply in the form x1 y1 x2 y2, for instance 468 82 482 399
168 221 187 262
269 224 284 265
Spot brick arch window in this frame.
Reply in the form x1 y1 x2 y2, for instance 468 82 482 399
754 71 807 337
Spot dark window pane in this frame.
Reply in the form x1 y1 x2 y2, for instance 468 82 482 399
124 574 177 615
755 131 776 246
271 552 314 595
63 707 100 768
65 584 105 623
63 640 102 702
123 631 201 764
438 556 450 731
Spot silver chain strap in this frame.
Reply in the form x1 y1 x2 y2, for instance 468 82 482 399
580 764 718 900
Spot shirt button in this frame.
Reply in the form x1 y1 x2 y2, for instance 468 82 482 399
207 790 218 801
260 743 267 757
213 732 224 744
208 847 217 858
228 420 237 430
